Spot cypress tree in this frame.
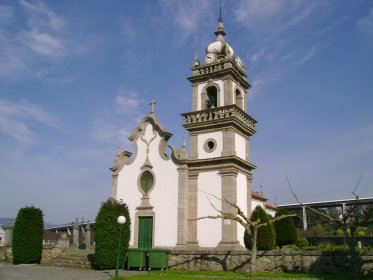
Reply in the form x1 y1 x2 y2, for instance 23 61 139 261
95 198 131 269
12 206 44 264
274 208 297 247
250 205 276 251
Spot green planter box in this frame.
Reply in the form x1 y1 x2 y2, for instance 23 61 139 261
147 249 169 270
127 249 146 270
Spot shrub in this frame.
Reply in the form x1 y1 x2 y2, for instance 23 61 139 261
244 206 276 251
295 237 309 249
243 228 252 250
274 209 297 248
95 198 131 269
12 206 44 264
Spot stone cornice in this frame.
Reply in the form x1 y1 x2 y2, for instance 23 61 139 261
187 156 256 175
181 105 256 136
188 59 249 89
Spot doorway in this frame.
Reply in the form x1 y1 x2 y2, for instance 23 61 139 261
138 216 153 249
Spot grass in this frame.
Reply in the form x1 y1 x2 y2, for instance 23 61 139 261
114 270 373 280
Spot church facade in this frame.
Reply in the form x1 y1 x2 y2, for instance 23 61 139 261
111 20 271 249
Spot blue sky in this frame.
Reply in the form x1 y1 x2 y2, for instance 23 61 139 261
0 0 372 224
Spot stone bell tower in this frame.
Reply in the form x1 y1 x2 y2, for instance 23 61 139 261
180 18 257 249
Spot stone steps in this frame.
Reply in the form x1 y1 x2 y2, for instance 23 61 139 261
48 253 95 269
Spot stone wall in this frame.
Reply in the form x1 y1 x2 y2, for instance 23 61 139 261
169 249 373 275
0 245 64 264
0 246 12 262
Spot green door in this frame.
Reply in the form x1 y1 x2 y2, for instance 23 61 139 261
138 216 153 249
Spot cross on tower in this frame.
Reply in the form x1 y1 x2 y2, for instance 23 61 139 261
149 99 156 113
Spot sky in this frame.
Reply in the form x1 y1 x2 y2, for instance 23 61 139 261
0 0 372 225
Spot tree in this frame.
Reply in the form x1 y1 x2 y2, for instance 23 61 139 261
12 206 44 264
274 208 297 248
286 172 373 278
194 193 294 273
249 206 276 250
95 198 131 269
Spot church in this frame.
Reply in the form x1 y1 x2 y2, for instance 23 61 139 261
110 18 275 250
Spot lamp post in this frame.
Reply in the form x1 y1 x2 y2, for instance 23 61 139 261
115 215 126 278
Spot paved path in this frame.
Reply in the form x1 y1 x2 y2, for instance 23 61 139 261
0 263 143 280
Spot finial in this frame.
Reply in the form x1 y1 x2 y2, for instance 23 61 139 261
149 99 156 113
193 53 200 67
219 0 223 23
274 197 278 206
259 185 264 195
116 145 121 156
214 1 226 38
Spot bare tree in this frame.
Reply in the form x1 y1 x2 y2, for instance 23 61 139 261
192 192 294 273
285 172 373 277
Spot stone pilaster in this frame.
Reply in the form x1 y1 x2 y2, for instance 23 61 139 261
246 173 253 216
224 78 233 106
222 128 236 157
218 168 240 249
192 84 198 111
176 164 189 248
187 172 199 248
246 138 250 162
189 133 198 160
111 174 118 199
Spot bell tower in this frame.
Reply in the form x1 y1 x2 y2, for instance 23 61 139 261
180 18 257 249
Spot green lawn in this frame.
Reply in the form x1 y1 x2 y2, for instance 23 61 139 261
116 270 373 280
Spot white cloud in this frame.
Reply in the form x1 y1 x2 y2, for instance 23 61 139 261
19 0 65 31
234 0 319 35
92 91 145 146
357 8 373 38
19 28 66 57
161 0 215 43
115 94 142 114
299 44 321 64
0 99 61 143
0 1 78 81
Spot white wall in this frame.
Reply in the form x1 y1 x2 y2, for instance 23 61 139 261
117 123 179 248
235 133 246 160
236 173 247 246
251 199 264 212
197 171 221 247
198 131 223 159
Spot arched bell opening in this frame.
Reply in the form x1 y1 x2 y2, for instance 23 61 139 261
206 86 218 108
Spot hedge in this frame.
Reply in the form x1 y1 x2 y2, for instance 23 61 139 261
12 206 44 264
95 198 131 269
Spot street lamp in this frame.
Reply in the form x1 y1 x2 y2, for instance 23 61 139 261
115 215 126 278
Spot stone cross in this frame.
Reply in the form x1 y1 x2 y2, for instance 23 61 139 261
149 99 156 113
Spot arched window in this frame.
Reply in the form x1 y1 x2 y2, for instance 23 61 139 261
235 89 243 110
207 86 217 108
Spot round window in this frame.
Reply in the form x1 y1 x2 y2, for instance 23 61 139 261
203 138 217 153
140 171 154 194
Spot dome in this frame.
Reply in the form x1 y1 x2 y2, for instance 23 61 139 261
206 41 234 58
204 20 234 62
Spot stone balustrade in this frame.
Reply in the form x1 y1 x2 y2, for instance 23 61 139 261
198 62 225 75
182 105 256 133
